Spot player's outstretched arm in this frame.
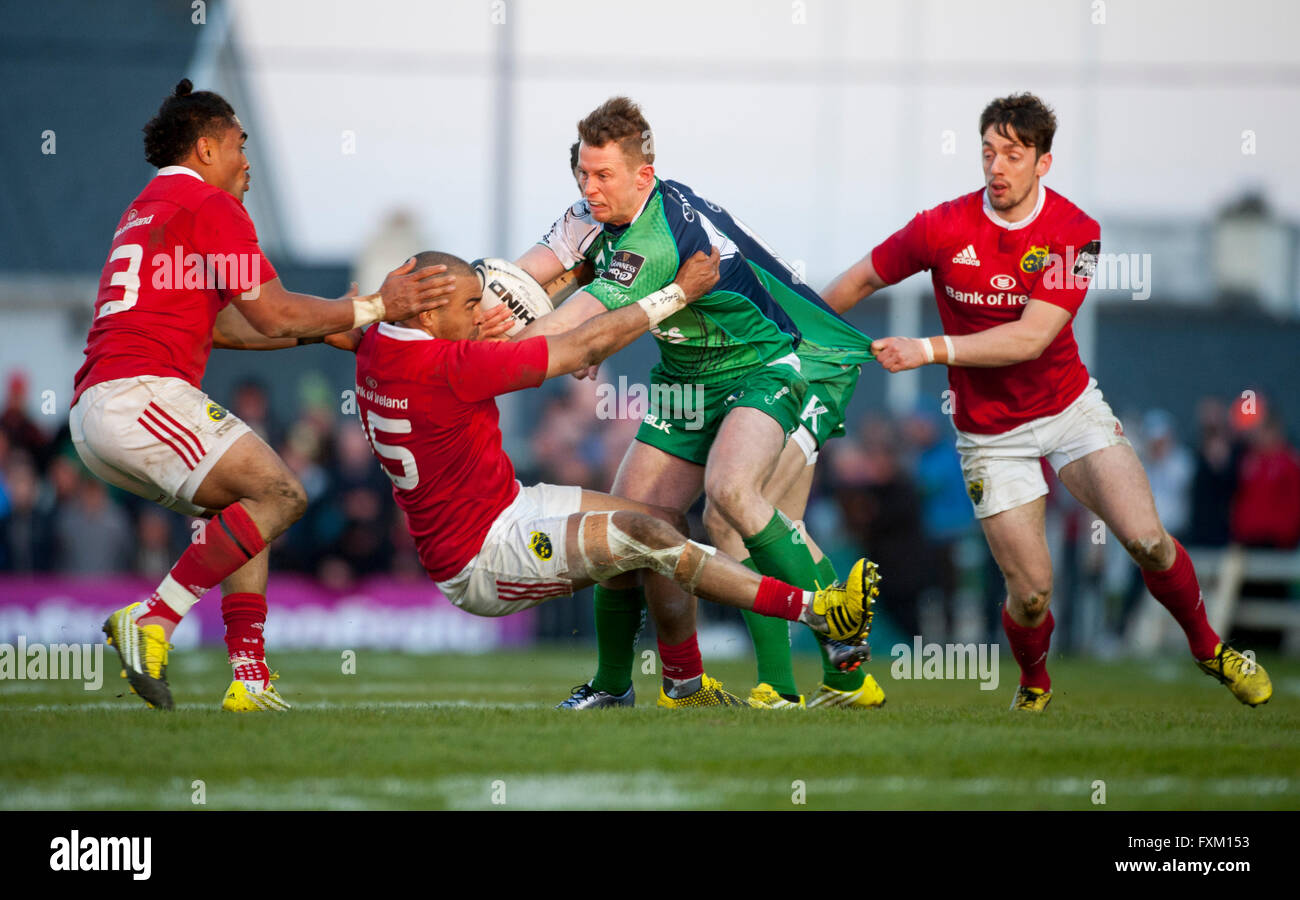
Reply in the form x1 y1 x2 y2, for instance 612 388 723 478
870 299 1072 372
822 252 890 314
235 259 457 340
516 244 568 286
212 303 299 351
542 248 719 378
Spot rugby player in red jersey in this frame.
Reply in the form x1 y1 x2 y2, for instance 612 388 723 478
351 249 876 707
823 93 1271 710
78 80 457 711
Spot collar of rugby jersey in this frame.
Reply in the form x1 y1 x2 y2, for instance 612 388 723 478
982 183 1046 231
603 178 659 236
156 165 204 181
377 322 433 341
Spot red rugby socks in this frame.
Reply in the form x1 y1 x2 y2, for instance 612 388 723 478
1002 607 1054 691
1142 539 1220 660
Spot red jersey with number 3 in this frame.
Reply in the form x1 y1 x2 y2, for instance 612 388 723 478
73 167 278 405
870 187 1100 434
355 323 550 581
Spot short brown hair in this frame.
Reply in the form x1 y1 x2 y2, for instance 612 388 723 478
577 96 654 165
979 93 1057 157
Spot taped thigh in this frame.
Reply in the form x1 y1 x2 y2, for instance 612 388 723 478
576 511 716 593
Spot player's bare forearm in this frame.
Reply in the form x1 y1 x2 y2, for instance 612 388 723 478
237 261 456 339
545 303 651 377
234 287 356 339
212 304 299 350
822 253 887 314
543 249 719 378
870 300 1072 372
540 260 596 304
515 244 567 287
514 289 605 340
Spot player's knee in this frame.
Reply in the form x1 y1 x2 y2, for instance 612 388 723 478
701 501 728 539
1017 587 1053 619
702 477 755 530
1123 532 1169 571
611 510 676 550
1005 574 1052 619
644 504 689 536
275 475 308 525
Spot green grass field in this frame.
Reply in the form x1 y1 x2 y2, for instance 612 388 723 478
2 648 1296 810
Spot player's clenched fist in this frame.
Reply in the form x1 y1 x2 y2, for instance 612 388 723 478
870 336 929 372
673 247 721 302
378 257 458 320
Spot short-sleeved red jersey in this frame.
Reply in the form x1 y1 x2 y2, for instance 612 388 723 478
73 167 278 404
354 323 550 582
871 187 1100 434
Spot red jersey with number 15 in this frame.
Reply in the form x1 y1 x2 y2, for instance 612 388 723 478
871 187 1100 435
73 166 277 405
355 323 550 582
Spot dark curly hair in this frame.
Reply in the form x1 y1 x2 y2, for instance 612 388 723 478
979 93 1057 157
142 79 239 168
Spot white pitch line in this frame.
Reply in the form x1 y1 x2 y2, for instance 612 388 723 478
2 772 1294 811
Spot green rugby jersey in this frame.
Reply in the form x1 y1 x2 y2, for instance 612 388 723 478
664 179 876 373
538 180 801 385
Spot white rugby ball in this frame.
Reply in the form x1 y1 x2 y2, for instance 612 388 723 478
472 257 554 337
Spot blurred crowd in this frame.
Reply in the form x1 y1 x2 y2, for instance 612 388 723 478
3 364 1298 648
0 372 426 588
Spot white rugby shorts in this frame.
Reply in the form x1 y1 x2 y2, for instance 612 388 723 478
70 376 252 517
436 481 583 616
956 378 1131 519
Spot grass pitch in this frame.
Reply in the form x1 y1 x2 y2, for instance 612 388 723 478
2 648 1296 810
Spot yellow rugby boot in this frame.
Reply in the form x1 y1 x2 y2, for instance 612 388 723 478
103 603 173 710
806 674 886 709
749 682 805 709
657 674 754 708
222 670 291 712
1197 643 1272 707
1010 685 1052 711
806 558 880 642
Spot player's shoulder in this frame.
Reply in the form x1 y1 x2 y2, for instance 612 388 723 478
562 197 598 226
1042 187 1099 235
929 188 986 222
192 184 253 224
144 169 225 207
652 178 711 244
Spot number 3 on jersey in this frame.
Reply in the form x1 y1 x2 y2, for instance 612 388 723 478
361 409 419 490
99 243 143 318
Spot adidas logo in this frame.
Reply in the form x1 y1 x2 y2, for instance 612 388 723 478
952 244 980 266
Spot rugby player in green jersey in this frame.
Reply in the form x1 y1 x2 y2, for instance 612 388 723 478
511 98 880 708
665 179 888 709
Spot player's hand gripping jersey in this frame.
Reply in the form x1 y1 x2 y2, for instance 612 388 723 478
354 323 549 582
539 179 801 384
663 179 877 446
73 167 278 405
870 187 1100 434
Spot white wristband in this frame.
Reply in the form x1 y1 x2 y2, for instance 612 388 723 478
636 283 687 328
921 337 935 364
943 334 956 363
352 293 386 329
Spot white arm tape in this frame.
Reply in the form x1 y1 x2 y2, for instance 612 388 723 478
352 293 386 329
922 337 935 364
636 283 687 328
943 334 956 363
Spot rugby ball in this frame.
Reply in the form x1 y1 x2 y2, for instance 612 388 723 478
472 257 554 337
